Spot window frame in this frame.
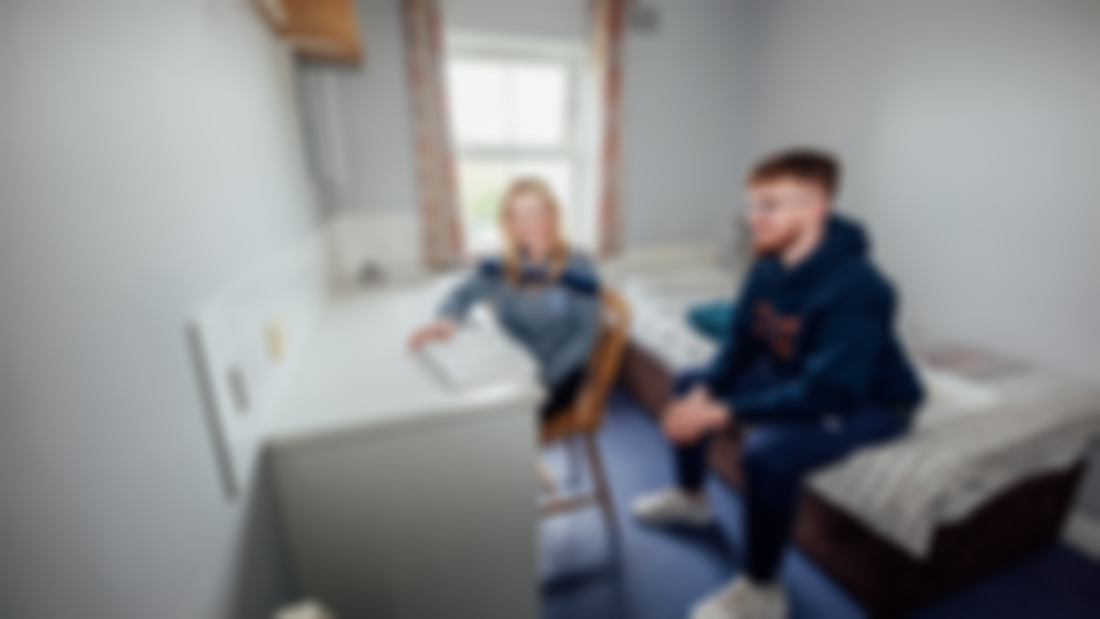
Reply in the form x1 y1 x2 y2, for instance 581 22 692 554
445 31 588 253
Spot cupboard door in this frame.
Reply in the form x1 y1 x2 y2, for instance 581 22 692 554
259 0 365 63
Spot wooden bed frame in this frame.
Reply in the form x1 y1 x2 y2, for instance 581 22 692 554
619 341 1084 618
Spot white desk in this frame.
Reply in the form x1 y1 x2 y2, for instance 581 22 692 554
266 281 542 619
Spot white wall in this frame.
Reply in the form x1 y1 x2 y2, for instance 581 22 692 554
0 1 319 618
622 0 752 249
741 0 1100 514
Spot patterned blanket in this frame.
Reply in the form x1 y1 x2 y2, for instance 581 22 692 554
811 335 1100 556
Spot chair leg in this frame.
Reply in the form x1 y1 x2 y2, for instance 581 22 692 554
567 435 584 491
583 432 620 557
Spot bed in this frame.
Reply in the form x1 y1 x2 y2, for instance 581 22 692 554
604 252 1100 617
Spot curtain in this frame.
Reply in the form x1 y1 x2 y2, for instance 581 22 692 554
403 0 464 269
590 0 631 256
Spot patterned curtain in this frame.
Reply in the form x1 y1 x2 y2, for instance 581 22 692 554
590 0 631 256
403 0 464 269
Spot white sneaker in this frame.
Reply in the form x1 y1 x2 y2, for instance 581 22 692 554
631 488 713 527
691 577 789 619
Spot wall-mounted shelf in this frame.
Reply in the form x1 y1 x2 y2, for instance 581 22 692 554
258 0 365 64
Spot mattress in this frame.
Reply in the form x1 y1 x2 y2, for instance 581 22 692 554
615 263 736 371
616 263 1100 558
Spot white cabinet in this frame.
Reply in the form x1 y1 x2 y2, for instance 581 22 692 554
272 407 537 618
265 287 541 618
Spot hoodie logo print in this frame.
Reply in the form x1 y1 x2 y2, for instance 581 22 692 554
754 301 802 360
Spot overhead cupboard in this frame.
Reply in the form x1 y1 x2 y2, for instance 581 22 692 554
257 0 365 63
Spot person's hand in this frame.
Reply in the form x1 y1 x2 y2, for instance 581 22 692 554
666 385 710 420
409 319 456 350
663 386 707 423
662 391 731 445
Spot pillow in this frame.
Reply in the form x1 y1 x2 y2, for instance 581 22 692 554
686 301 735 342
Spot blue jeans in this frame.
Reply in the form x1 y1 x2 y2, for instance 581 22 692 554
672 369 913 583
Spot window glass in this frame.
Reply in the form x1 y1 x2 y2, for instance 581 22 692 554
448 48 579 253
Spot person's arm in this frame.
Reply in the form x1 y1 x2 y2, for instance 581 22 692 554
437 261 500 322
684 268 765 396
726 282 892 424
410 261 500 350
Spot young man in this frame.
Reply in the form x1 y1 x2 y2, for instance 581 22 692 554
632 150 925 619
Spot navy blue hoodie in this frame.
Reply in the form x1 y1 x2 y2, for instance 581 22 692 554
696 215 924 424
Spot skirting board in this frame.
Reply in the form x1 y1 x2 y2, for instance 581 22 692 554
1064 512 1100 560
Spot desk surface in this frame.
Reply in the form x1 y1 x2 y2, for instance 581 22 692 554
266 279 543 454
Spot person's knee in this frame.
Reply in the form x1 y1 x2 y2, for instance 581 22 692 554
740 441 791 483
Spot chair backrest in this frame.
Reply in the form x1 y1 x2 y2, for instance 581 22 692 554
571 290 632 432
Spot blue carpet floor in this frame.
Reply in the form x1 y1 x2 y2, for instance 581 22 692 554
539 393 1100 619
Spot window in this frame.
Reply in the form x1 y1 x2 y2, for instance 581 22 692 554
446 35 585 253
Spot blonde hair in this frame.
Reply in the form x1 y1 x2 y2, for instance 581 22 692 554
499 177 569 286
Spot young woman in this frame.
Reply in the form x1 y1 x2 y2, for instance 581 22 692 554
409 177 603 422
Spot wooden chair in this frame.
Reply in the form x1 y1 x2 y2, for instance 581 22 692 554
539 290 631 551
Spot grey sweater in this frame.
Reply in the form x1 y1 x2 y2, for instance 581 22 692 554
438 251 603 386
